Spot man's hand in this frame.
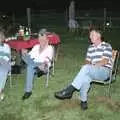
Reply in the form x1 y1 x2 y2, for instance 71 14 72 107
38 62 48 73
21 49 28 55
0 58 8 65
95 58 109 66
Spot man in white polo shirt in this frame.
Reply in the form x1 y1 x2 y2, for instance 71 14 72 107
21 29 54 100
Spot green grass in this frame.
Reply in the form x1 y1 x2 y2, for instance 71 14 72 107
1 27 120 120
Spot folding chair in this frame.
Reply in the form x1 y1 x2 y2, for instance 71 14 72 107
7 56 13 88
92 50 120 97
7 53 18 88
35 45 55 87
8 70 12 88
45 55 55 87
54 44 60 62
5 58 12 88
45 43 61 87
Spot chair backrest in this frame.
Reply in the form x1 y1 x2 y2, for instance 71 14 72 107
110 50 119 81
92 49 119 84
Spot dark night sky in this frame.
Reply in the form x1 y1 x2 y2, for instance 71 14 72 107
29 0 119 11
1 0 120 14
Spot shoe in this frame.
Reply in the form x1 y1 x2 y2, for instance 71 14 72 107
54 89 73 100
22 92 32 100
34 67 45 77
81 101 88 110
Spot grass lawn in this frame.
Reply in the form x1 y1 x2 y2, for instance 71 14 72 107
0 27 120 120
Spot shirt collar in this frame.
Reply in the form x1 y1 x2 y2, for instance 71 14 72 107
92 41 105 48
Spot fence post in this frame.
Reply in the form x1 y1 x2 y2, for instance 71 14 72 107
27 8 31 28
103 8 107 30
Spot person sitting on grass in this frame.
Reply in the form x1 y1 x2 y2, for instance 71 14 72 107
54 27 113 110
21 29 54 100
0 30 11 101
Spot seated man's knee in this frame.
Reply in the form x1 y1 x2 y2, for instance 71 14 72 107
81 64 91 71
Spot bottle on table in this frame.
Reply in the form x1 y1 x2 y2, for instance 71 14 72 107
18 25 24 40
24 27 30 40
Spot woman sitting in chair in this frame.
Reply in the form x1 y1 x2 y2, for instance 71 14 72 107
0 30 11 100
21 29 54 100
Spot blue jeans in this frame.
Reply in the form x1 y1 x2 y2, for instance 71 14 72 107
22 54 40 92
0 63 10 91
71 64 110 102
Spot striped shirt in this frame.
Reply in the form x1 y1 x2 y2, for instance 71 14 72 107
86 41 112 68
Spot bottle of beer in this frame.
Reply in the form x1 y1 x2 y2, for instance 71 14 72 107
18 25 24 40
24 27 30 40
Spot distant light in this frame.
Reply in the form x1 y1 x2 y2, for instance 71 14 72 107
2 15 6 18
106 22 110 26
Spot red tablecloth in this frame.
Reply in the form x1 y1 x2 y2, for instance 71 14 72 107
5 33 60 51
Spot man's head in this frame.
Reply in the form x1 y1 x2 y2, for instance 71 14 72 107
38 29 49 48
89 28 104 45
38 28 47 35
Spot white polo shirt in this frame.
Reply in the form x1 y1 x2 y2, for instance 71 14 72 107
28 44 54 66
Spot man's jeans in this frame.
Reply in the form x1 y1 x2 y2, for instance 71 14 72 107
22 54 40 92
0 62 11 91
71 64 110 102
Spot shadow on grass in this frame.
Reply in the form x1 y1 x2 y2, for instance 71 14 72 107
54 99 80 111
34 95 80 112
0 113 23 120
95 96 120 112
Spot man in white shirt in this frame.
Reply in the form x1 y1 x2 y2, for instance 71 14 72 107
0 30 11 100
21 30 54 100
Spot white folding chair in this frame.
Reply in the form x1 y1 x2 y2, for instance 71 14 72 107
92 50 119 97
